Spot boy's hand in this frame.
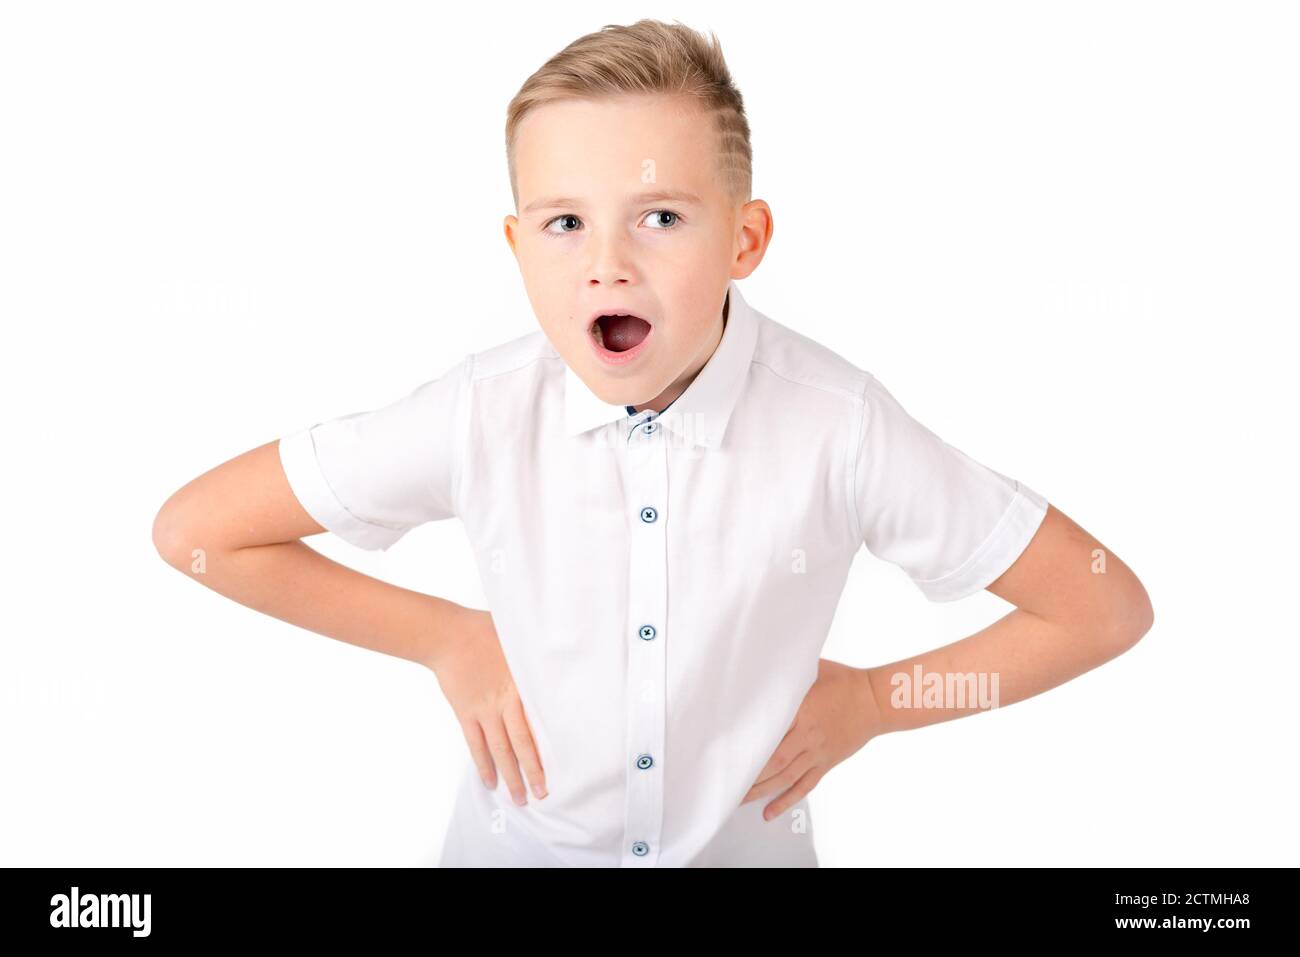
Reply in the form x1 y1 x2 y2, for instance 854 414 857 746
426 607 547 805
740 658 882 820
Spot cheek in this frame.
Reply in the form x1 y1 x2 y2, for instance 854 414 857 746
519 239 572 276
651 241 710 275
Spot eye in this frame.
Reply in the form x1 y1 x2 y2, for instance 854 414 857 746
542 214 582 237
540 209 684 238
642 209 682 230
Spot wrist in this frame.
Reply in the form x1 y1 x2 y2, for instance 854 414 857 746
421 598 471 674
857 665 888 741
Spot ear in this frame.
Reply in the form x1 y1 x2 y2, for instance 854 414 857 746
503 215 520 257
731 200 773 280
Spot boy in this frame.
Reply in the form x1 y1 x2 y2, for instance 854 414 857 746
153 19 1153 867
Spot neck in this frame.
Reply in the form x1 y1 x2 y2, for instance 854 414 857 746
631 291 729 414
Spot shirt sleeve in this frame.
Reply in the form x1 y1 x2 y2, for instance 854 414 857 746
852 372 1049 602
276 355 472 551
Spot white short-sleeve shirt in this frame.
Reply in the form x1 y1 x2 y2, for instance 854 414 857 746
277 279 1049 867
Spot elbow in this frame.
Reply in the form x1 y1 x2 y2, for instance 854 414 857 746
152 497 196 572
1102 575 1154 656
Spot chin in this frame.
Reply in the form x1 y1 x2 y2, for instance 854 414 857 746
593 378 648 405
587 367 659 405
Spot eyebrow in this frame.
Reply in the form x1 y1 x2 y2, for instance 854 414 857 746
522 189 705 215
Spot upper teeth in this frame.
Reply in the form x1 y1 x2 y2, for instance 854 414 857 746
593 313 641 349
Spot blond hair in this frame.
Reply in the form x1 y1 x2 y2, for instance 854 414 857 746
505 18 753 210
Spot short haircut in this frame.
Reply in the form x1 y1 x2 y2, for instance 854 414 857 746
505 18 753 211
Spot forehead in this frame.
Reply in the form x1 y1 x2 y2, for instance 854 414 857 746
514 94 720 202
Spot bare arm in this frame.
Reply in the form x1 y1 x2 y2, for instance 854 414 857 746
152 439 548 804
151 440 467 670
742 503 1154 817
862 503 1155 735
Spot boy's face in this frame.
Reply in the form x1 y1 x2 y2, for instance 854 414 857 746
504 94 770 411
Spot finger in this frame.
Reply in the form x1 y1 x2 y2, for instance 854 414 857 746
459 717 497 790
740 727 805 804
742 747 813 806
482 715 529 806
763 766 823 822
503 693 547 799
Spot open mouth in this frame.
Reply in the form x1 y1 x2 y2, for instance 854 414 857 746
590 314 653 353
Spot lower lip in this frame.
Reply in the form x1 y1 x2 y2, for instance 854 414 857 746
588 321 654 367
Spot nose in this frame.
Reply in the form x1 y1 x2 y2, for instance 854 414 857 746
586 228 635 286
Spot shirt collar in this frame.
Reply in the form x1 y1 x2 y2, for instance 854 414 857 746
562 278 759 449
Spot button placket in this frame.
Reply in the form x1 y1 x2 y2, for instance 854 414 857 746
619 409 668 866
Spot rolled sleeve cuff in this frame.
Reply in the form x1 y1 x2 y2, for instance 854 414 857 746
277 427 409 552
912 482 1050 603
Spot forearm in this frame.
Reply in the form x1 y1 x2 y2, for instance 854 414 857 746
160 538 465 669
862 605 1139 736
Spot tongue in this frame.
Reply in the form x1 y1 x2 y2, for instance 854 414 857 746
599 315 651 352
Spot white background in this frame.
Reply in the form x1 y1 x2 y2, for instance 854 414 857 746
2 0 1296 867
